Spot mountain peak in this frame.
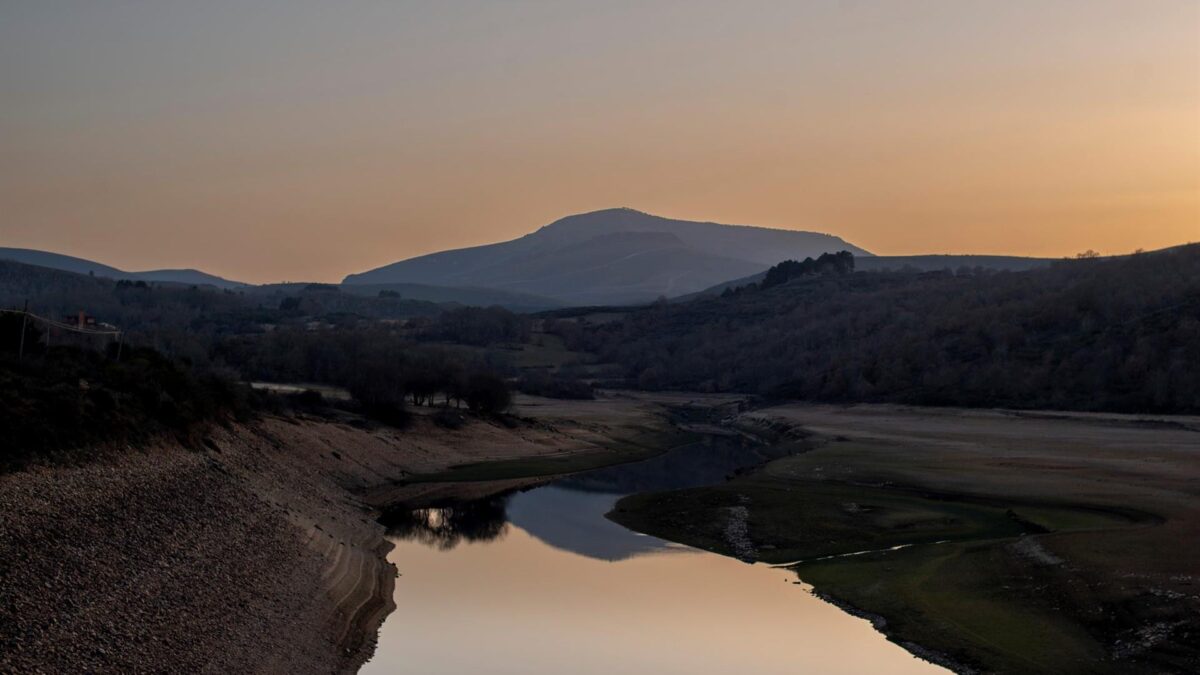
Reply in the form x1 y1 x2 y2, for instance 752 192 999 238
344 209 871 304
538 207 654 230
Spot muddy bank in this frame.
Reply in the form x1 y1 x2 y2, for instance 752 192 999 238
610 404 1200 674
0 393 671 673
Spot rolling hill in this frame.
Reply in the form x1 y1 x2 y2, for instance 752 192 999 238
554 244 1200 412
248 281 562 312
343 208 871 305
0 248 245 289
1 247 561 310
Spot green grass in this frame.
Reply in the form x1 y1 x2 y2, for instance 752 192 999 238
607 463 1139 674
611 472 1127 564
796 541 1107 674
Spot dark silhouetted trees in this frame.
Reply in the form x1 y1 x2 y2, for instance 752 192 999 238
0 342 250 472
217 325 514 422
426 306 530 346
463 372 512 413
760 251 855 289
553 245 1200 414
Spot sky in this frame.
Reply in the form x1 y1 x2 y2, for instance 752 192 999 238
1 0 1197 283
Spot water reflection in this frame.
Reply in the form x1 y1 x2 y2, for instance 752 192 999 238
507 487 686 561
501 432 792 559
363 435 948 675
380 496 509 550
385 436 788 561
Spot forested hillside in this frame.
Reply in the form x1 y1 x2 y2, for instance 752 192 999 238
551 246 1200 413
0 290 526 469
0 261 444 362
0 324 252 472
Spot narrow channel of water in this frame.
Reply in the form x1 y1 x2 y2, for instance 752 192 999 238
360 438 948 674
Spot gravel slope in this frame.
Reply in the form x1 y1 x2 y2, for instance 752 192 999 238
1 397 660 674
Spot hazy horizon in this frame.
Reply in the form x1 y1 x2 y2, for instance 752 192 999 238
3 1 1197 284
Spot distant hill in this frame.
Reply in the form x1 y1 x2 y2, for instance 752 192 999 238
550 244 1200 413
0 258 113 303
343 208 871 305
333 282 561 311
0 247 561 310
0 248 245 289
246 281 563 312
0 258 444 337
684 253 1055 299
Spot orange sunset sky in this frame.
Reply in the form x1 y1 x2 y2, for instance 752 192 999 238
1 1 1197 283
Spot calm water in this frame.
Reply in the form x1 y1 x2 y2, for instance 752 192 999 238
360 439 948 674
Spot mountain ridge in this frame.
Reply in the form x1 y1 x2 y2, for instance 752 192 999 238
344 208 871 304
0 248 561 311
0 247 245 289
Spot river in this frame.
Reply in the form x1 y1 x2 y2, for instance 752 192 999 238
360 436 948 674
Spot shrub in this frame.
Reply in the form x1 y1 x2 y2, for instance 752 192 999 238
0 344 251 472
463 372 511 413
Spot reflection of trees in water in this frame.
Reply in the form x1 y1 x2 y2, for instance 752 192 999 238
382 496 510 550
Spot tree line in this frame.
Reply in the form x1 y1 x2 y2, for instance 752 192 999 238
0 322 251 472
550 246 1200 414
213 324 513 420
724 250 856 296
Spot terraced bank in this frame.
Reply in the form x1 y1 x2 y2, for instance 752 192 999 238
0 392 677 673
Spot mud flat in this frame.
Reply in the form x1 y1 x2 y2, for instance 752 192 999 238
610 404 1200 674
0 392 675 673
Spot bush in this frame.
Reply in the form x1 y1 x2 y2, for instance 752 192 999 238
463 373 511 414
432 408 467 429
346 368 410 427
0 344 251 472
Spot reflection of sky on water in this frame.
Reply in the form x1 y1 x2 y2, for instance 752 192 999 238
365 435 949 675
389 436 794 562
368 511 947 675
509 436 802 561
505 486 689 562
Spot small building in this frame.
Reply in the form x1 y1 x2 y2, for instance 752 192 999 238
63 311 97 328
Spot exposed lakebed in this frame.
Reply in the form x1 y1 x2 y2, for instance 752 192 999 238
360 437 948 674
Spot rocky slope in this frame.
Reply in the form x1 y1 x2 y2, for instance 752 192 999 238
0 396 663 674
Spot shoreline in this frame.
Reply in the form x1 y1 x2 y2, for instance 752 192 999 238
0 392 679 673
607 403 1200 674
8 395 1195 673
808 587 978 675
